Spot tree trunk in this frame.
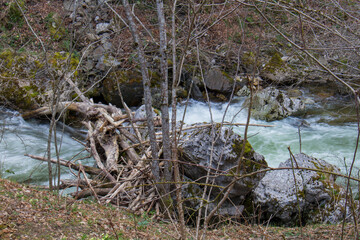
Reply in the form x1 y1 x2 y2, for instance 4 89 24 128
156 0 172 190
121 0 160 183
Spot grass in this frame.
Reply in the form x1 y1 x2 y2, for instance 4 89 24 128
0 178 358 239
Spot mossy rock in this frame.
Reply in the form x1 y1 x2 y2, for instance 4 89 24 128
178 124 267 199
0 79 44 110
0 48 61 110
49 52 80 75
260 51 298 84
263 52 285 74
102 70 144 107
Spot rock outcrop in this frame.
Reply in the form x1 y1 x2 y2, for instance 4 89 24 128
178 124 267 199
178 124 267 219
244 87 305 121
260 52 298 84
253 153 352 225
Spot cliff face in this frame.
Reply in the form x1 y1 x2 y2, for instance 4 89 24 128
0 0 359 111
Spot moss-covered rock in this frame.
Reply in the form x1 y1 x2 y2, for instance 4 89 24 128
49 51 80 75
260 51 298 84
178 124 267 200
0 48 46 110
0 48 83 110
101 69 165 108
101 70 144 107
253 153 349 226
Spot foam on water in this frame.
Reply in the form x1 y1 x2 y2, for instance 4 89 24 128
175 99 359 172
0 108 92 185
1 98 358 185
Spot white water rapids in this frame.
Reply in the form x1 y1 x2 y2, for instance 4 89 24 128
0 107 92 185
0 98 359 185
176 99 359 172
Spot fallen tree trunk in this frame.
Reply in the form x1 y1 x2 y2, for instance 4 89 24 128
25 154 102 175
21 101 128 120
71 188 113 199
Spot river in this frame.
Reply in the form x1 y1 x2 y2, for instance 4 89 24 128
0 98 359 186
0 107 92 185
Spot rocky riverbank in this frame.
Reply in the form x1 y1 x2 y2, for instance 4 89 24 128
0 0 359 231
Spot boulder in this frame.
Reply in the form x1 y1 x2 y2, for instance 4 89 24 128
101 71 144 107
178 124 267 200
244 87 305 121
253 153 349 225
260 52 298 84
204 68 235 94
181 176 244 222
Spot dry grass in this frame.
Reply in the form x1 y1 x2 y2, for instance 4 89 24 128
0 178 357 239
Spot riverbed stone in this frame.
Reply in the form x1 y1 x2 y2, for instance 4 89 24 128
178 124 267 199
244 87 305 121
253 153 344 225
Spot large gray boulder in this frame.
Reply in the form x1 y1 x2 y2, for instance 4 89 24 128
245 87 305 121
204 68 235 94
178 124 267 200
253 153 348 225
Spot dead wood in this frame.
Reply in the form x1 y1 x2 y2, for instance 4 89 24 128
21 101 127 120
24 100 273 215
25 154 102 175
71 188 113 199
58 179 95 189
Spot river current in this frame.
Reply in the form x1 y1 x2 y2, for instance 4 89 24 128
0 107 92 185
0 98 359 185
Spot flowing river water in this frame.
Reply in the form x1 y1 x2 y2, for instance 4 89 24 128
0 107 92 185
0 97 359 186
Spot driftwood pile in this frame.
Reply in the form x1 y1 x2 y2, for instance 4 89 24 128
24 101 164 214
23 99 273 217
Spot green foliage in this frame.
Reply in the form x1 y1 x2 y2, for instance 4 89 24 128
5 169 15 175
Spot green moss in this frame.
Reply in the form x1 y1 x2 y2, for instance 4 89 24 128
49 52 79 75
232 138 254 158
0 80 43 110
242 51 256 68
0 49 48 110
297 189 306 199
111 70 142 84
0 48 16 68
263 52 285 73
221 71 233 82
45 13 67 41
